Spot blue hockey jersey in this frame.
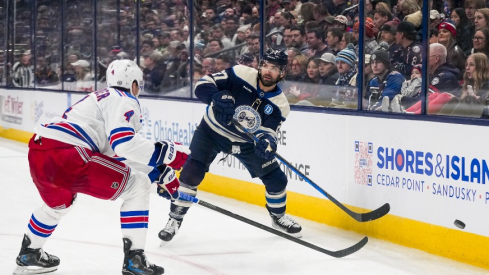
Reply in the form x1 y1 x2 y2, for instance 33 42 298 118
194 65 290 143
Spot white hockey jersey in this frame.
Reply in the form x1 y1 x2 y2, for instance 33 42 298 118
35 88 159 168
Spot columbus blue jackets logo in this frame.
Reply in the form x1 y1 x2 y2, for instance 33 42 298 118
111 182 119 189
233 105 261 133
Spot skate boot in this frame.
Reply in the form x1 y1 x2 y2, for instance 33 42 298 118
13 234 60 275
270 214 302 238
158 217 182 244
122 238 164 275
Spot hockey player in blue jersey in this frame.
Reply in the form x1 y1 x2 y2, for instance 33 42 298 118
159 48 303 242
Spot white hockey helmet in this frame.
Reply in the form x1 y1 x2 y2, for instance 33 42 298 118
106 59 144 96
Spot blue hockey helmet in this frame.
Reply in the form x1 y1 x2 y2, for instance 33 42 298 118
262 48 288 67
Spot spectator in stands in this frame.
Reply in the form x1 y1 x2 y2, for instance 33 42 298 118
317 52 339 85
390 64 422 112
202 57 216 74
464 0 486 51
353 18 378 55
325 28 343 55
461 53 489 100
205 8 221 24
162 41 185 90
238 53 254 68
366 43 405 111
286 54 308 81
380 21 400 58
350 54 375 86
233 25 249 55
451 8 471 52
289 26 308 54
286 48 301 71
206 38 224 55
392 21 422 79
333 15 349 32
158 32 171 54
306 28 328 58
303 57 321 84
215 54 234 71
35 56 58 86
475 8 489 30
246 34 260 55
428 43 461 95
373 7 393 34
331 0 350 16
430 10 442 29
339 33 355 50
72 60 93 92
212 24 233 49
335 43 357 87
299 2 316 25
143 51 165 93
437 20 466 77
398 0 420 22
470 28 489 56
12 51 34 88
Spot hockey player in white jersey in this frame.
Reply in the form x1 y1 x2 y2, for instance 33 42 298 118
13 59 190 275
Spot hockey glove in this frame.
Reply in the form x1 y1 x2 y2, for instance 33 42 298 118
157 166 180 200
254 133 277 160
211 91 235 126
155 140 191 170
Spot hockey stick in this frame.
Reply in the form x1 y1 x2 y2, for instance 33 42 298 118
231 119 390 222
178 192 368 258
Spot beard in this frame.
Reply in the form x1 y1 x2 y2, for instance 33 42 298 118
259 73 279 87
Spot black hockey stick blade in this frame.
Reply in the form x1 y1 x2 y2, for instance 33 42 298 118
178 193 368 258
231 119 390 222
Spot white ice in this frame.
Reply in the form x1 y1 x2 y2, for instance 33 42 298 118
0 137 487 275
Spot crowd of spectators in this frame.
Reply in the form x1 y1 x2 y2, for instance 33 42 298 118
5 0 489 117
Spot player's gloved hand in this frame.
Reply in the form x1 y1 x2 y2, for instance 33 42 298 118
156 166 180 200
211 91 235 126
155 140 191 170
254 133 277 160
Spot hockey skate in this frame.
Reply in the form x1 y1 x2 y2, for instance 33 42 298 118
122 238 164 275
158 217 182 245
13 234 60 275
270 214 302 238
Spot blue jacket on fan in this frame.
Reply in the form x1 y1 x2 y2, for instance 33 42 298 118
194 64 290 143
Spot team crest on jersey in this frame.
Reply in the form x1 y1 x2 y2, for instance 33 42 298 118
264 104 273 115
233 105 261 133
111 182 119 189
412 46 420 53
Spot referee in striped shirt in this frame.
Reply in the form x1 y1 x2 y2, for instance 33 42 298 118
12 51 34 88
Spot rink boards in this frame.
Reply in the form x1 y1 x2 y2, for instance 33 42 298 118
1 88 488 270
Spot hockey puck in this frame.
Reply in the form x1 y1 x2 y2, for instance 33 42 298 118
454 219 466 229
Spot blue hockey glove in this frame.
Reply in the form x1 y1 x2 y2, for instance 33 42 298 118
156 166 180 200
255 134 277 160
211 91 235 126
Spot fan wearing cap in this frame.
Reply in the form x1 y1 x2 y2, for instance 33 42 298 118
366 42 406 111
159 48 304 241
392 21 422 79
380 20 400 58
335 43 358 87
71 59 94 92
352 18 379 55
317 52 339 85
437 19 466 76
333 15 349 32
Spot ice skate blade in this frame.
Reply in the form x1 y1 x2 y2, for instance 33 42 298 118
13 265 58 274
271 224 303 238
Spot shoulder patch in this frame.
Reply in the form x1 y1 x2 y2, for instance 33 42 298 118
431 77 439 85
412 46 420 53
